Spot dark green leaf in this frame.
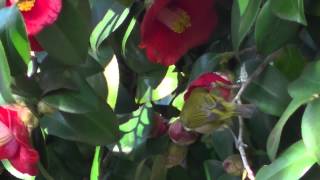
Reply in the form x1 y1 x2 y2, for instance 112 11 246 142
204 160 225 180
41 109 119 145
232 0 262 49
255 2 300 54
42 72 104 114
0 40 14 104
270 0 307 25
188 53 221 84
90 0 130 57
243 62 291 116
256 141 316 180
274 46 306 81
211 129 234 160
37 0 90 66
150 155 167 180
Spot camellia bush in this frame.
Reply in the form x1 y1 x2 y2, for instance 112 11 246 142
1 0 320 179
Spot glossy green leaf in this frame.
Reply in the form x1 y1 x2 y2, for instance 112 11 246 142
256 141 316 180
255 2 300 54
266 97 308 160
270 0 307 25
117 105 152 153
302 99 320 164
90 0 129 56
274 46 306 81
211 129 234 159
0 6 30 65
243 63 291 116
232 0 262 49
42 72 104 114
41 110 119 145
204 160 225 180
0 40 14 104
90 146 101 180
288 61 320 99
37 0 90 66
138 66 178 103
188 53 220 84
122 18 136 56
150 155 167 180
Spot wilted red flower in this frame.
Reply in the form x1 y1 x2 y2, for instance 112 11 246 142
6 0 62 50
168 121 198 146
0 106 39 175
184 72 232 101
150 113 168 138
140 0 218 66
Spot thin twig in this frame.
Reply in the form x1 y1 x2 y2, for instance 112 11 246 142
236 100 255 180
232 50 281 103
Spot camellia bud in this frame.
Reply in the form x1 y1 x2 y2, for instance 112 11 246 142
150 113 168 138
223 154 244 176
37 101 56 115
168 121 199 146
166 143 188 168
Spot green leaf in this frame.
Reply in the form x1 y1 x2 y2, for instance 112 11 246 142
302 99 320 164
90 146 101 180
37 0 90 66
256 141 316 180
0 6 30 65
274 46 306 81
42 72 104 114
138 66 178 103
150 155 167 180
243 62 291 116
117 105 152 153
255 2 300 54
188 53 220 84
288 61 320 99
0 40 14 104
266 97 309 160
41 110 119 145
270 0 307 25
90 0 130 57
232 0 262 50
122 18 137 56
211 129 234 159
1 160 34 179
204 160 225 180
104 55 119 109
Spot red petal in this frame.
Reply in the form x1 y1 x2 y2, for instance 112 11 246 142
6 0 62 36
184 72 232 100
0 139 19 159
140 0 218 66
10 146 39 175
29 36 43 51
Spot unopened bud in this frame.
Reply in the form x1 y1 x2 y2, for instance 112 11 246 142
37 101 56 114
150 113 168 138
168 121 198 146
223 154 244 176
166 143 188 168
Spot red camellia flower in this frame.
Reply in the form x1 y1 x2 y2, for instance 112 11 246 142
0 106 39 175
6 0 62 50
184 72 232 101
168 121 198 146
140 0 218 66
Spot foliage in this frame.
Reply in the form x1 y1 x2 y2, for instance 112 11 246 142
1 0 320 179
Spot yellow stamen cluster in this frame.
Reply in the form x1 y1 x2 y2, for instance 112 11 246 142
157 8 191 34
17 0 36 12
171 9 191 33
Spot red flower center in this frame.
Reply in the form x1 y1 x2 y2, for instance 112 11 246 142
157 7 191 33
16 0 35 12
0 121 13 147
